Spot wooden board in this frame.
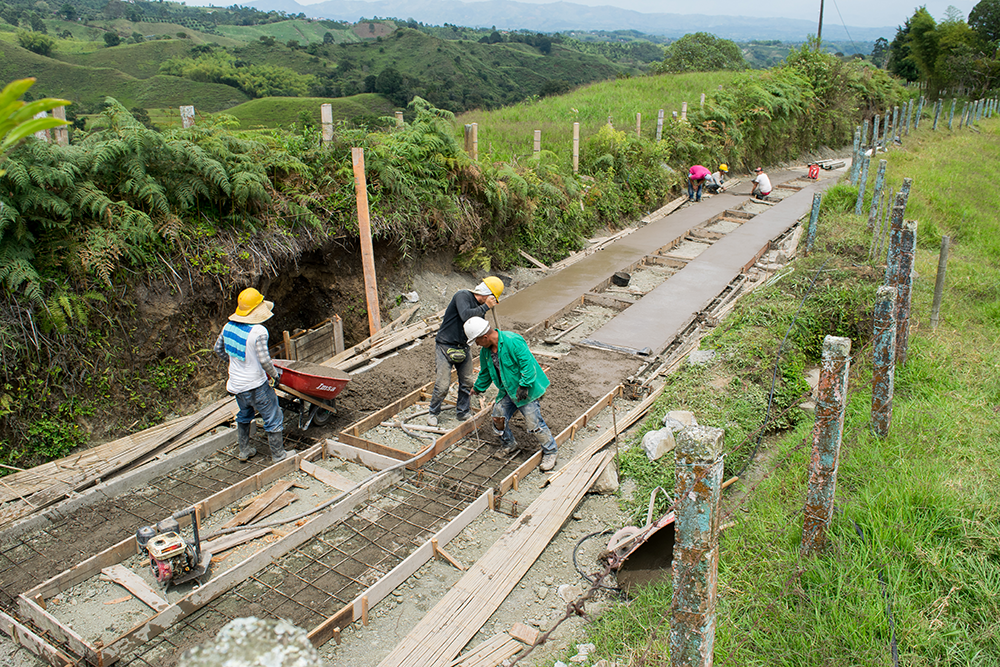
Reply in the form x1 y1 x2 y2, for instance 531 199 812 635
0 608 75 667
202 527 272 555
299 459 354 491
375 449 612 667
218 480 296 530
445 633 523 667
100 564 169 613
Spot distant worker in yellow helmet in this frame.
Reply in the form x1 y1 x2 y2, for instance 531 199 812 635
427 277 504 427
705 163 729 194
213 287 287 463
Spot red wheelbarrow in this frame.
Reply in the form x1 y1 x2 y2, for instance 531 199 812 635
606 487 676 594
273 360 351 431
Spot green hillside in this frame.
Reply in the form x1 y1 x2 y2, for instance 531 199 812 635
53 39 200 79
219 94 397 129
0 41 248 109
214 19 357 44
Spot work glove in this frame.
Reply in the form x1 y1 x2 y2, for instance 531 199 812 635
516 385 529 402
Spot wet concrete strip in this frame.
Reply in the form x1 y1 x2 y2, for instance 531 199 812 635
495 195 738 329
583 179 839 356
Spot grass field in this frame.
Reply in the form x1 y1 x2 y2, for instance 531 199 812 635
216 94 397 129
455 71 738 163
214 19 358 44
579 116 1000 664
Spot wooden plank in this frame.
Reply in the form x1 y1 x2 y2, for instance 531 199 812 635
251 491 298 523
101 564 169 613
375 451 611 667
0 608 75 667
413 406 492 468
17 596 93 663
219 480 295 530
325 440 400 471
509 622 539 646
299 459 354 491
446 633 522 667
518 249 549 270
202 527 271 555
308 489 492 647
337 432 415 462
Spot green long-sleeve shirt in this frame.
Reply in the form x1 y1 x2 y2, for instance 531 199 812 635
472 330 549 407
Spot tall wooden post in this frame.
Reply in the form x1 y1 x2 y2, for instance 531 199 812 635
801 335 851 555
871 286 896 438
572 122 579 174
351 148 381 336
671 426 723 667
656 109 664 141
321 103 333 145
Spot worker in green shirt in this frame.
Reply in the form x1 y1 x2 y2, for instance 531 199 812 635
465 316 558 472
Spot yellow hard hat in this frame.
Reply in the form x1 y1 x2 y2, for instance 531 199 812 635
230 287 274 323
719 163 728 172
474 276 505 300
235 288 264 317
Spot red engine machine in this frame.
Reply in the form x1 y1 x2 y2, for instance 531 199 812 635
808 163 821 179
136 507 211 589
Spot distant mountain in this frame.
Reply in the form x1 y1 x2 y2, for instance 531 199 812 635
234 0 894 42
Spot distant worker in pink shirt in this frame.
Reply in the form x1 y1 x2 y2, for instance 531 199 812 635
688 164 711 202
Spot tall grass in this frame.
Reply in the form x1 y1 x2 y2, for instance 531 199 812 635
585 116 1000 664
456 72 737 164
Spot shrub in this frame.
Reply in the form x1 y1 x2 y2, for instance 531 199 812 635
16 30 55 56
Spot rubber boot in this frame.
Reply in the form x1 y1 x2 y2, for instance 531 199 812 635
268 431 287 463
237 423 256 461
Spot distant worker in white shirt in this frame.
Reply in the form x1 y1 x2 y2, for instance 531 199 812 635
751 167 772 200
704 163 729 194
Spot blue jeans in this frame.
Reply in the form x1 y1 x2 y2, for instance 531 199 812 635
687 179 704 201
430 342 473 418
491 395 557 454
234 382 283 433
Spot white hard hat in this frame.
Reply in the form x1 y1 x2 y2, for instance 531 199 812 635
465 316 491 345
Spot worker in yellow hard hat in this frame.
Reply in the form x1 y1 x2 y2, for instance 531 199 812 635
705 163 729 194
213 287 287 464
427 276 504 427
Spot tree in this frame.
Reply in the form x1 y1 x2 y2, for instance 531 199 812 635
870 37 890 67
970 0 1000 46
887 16 920 81
16 30 55 55
655 32 747 73
103 31 120 47
322 31 334 45
60 3 75 20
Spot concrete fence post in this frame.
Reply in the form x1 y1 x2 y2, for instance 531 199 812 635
32 111 50 142
894 220 918 365
801 335 851 556
671 425 723 667
905 99 913 135
850 128 860 184
872 115 880 149
572 122 580 174
933 99 941 130
464 124 474 155
321 103 333 145
681 101 688 120
948 98 956 130
471 123 478 161
861 118 870 152
52 106 68 146
871 286 896 438
636 112 641 138
930 236 949 330
607 115 613 127
656 109 664 141
672 111 679 121
806 193 822 254
533 129 541 155
854 155 870 216
394 111 403 127
700 92 706 108
915 96 924 129
867 159 887 230
180 105 195 128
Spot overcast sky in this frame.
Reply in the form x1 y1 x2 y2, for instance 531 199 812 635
292 0 978 29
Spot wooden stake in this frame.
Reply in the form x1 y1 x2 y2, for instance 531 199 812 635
431 538 466 570
362 595 369 626
351 147 382 336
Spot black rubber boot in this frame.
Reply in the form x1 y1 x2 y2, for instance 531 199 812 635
237 423 256 461
268 431 287 463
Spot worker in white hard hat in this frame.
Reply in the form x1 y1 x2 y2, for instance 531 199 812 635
751 167 772 200
214 287 287 463
464 316 559 472
705 163 728 194
427 277 505 427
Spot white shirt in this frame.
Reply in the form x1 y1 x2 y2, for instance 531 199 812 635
225 324 270 393
753 173 772 194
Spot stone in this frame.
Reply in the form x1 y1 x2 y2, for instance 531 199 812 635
535 585 549 600
592 461 619 494
558 584 582 602
178 617 323 667
666 410 698 427
403 291 419 303
687 349 715 366
543 576 554 586
641 428 675 462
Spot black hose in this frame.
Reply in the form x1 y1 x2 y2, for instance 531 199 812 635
573 529 621 592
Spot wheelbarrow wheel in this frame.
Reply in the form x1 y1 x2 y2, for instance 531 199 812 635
312 401 336 426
